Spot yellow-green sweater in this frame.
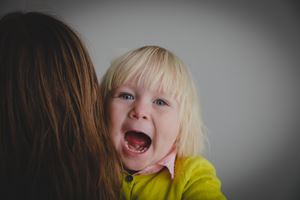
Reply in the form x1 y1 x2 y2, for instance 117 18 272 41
121 156 226 200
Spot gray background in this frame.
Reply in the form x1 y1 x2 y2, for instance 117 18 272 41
1 1 300 199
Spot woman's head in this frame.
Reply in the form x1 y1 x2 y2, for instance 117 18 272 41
100 45 205 158
0 12 120 199
0 12 98 140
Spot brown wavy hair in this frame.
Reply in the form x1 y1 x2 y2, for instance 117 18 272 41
0 12 121 200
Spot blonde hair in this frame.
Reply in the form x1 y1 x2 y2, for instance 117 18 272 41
100 45 205 157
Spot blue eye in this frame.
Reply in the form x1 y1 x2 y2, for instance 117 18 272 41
119 92 134 100
154 99 168 106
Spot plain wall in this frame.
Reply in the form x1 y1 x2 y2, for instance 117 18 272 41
1 1 300 199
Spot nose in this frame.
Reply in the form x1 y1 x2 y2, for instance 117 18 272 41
129 100 150 120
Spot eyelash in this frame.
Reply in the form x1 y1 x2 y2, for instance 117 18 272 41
153 99 168 106
117 92 169 106
118 92 134 100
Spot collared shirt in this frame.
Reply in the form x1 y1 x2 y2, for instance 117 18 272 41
121 155 227 200
128 146 177 179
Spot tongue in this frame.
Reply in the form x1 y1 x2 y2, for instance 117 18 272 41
126 132 148 147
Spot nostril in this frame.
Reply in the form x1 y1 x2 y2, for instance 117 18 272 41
129 110 139 119
129 112 148 120
129 106 149 120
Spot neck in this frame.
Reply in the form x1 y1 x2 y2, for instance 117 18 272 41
125 168 139 175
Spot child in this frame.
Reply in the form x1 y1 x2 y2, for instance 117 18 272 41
100 46 226 199
0 12 121 200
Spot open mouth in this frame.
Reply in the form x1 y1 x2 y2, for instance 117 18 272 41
125 131 152 153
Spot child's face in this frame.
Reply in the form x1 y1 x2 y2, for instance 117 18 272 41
107 82 180 171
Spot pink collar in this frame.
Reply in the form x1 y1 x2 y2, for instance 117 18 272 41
131 146 177 179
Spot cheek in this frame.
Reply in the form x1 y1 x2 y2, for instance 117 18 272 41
107 107 119 140
169 110 180 128
170 125 180 142
107 102 126 134
161 115 180 141
170 114 181 141
107 102 120 124
108 115 122 147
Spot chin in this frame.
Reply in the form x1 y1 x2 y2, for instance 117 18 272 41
123 159 148 172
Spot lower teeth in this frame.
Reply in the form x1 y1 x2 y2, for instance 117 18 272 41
126 142 147 153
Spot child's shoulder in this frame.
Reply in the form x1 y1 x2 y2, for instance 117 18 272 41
175 155 217 178
174 156 226 200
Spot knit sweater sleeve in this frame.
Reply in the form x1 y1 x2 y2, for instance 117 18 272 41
180 156 227 200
